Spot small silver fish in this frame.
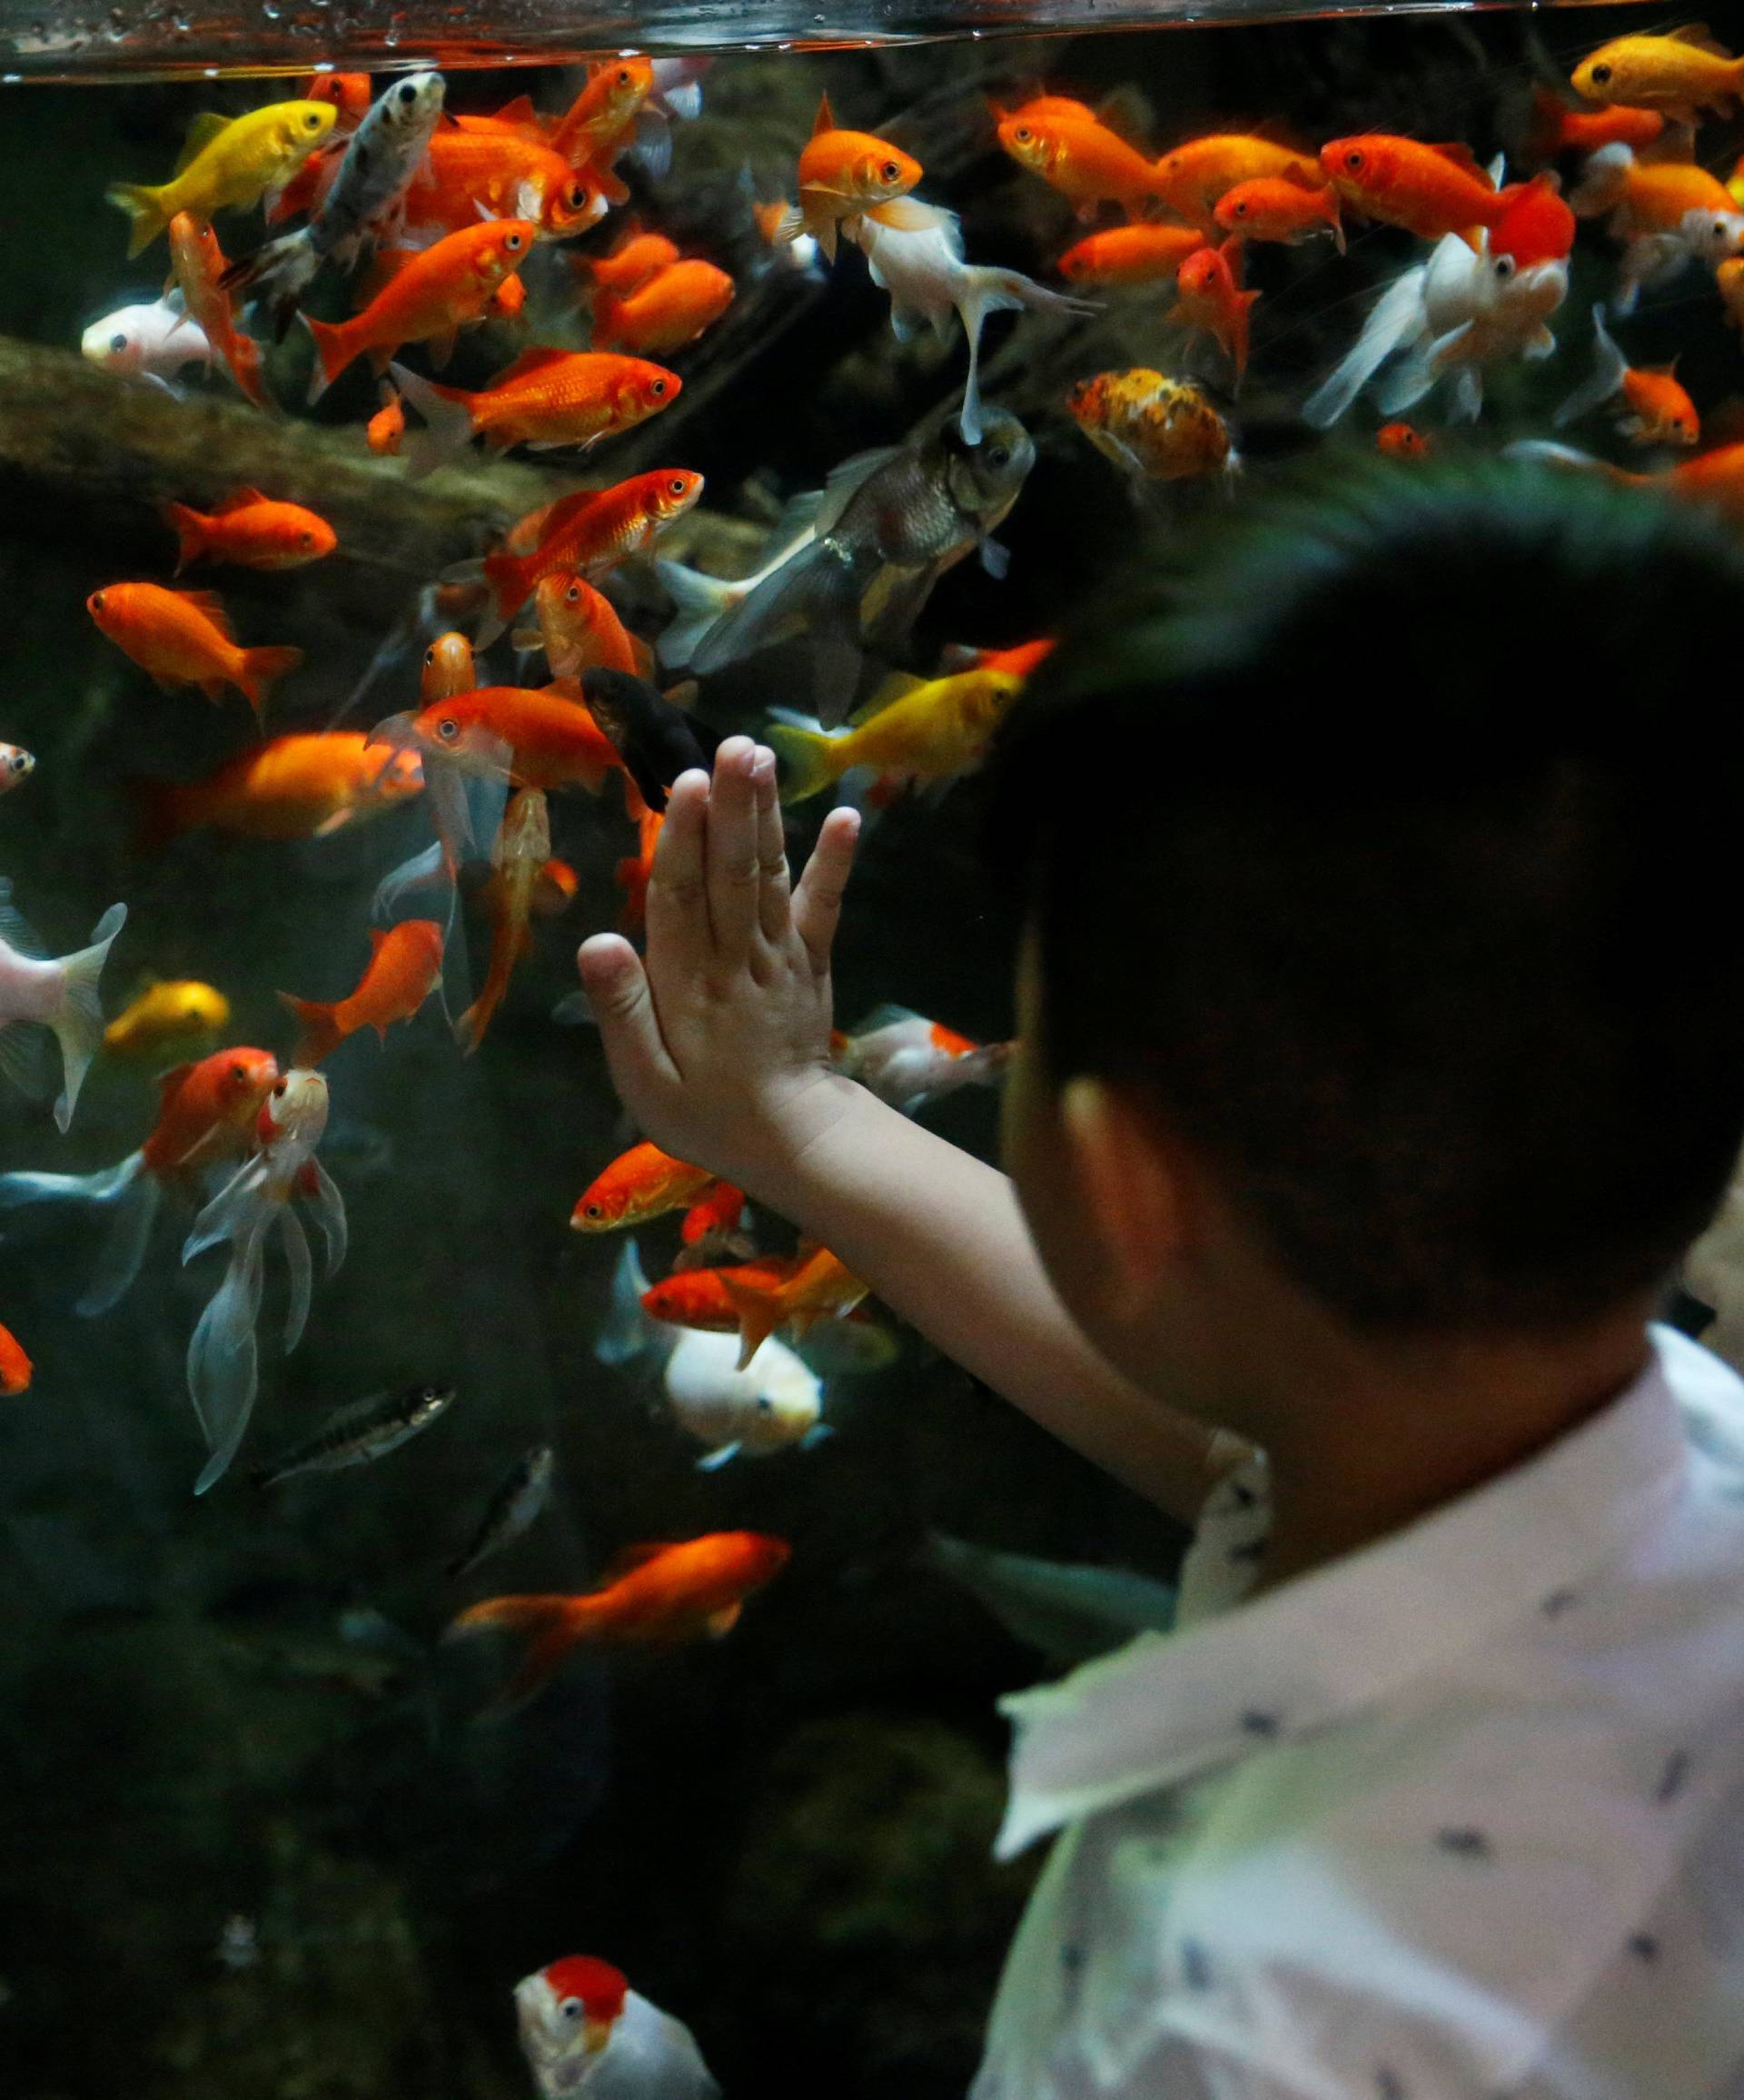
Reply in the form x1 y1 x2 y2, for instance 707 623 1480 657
447 1442 556 1579
252 1379 454 1489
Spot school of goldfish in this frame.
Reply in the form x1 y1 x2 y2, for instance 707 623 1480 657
12 32 1744 2083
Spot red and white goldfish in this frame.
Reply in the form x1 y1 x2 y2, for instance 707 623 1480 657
572 1140 717 1231
279 919 444 1065
1571 26 1744 124
169 212 270 410
181 1067 344 1493
0 1321 31 1396
389 347 679 471
106 97 337 256
1152 134 1322 233
447 1531 791 1702
87 582 302 724
134 733 422 847
304 219 536 401
1171 238 1260 386
455 788 550 1055
1065 368 1235 482
793 94 923 261
1320 134 1522 241
831 1005 1013 1114
1554 304 1699 446
479 469 705 636
160 490 337 571
591 259 736 355
1570 143 1744 308
0 879 126 1132
1056 223 1202 287
0 744 35 794
515 1957 719 2100
1214 176 1344 252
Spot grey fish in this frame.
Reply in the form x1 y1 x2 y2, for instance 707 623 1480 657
679 411 1036 723
223 74 446 333
252 1380 455 1489
922 1530 1177 1667
447 1443 556 1580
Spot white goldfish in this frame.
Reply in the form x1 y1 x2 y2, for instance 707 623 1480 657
80 295 213 393
848 196 1094 443
831 1003 1013 1115
0 879 126 1131
1303 230 1568 427
181 1068 346 1494
515 1956 719 2100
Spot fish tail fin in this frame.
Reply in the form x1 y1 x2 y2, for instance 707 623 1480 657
238 645 303 723
1301 262 1429 430
302 312 355 403
1554 302 1629 428
765 713 847 804
187 1229 266 1495
227 331 274 411
160 500 208 574
77 1159 161 1317
481 547 533 636
719 1274 784 1372
596 1239 655 1364
48 903 126 1133
654 557 742 668
443 1593 596 1706
389 362 478 478
689 539 857 679
277 991 342 1068
453 957 510 1057
106 181 171 260
0 1148 143 1215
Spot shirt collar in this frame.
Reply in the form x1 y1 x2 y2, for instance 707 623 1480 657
995 1325 1691 1859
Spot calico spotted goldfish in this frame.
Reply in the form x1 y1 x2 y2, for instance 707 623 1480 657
1065 368 1234 482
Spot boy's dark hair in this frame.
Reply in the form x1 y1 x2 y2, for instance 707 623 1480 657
989 461 1744 1333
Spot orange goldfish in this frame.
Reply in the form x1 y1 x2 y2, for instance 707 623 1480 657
592 260 736 354
1065 369 1235 482
722 1244 868 1369
615 803 663 928
0 1320 32 1396
168 212 270 411
1056 223 1202 286
481 469 705 633
305 220 536 400
794 94 923 262
487 270 527 324
1376 421 1431 459
587 226 681 296
305 72 372 129
279 918 444 1065
367 382 405 455
1554 305 1699 446
1214 177 1344 252
1570 145 1739 236
571 1140 717 1230
1171 239 1260 386
513 572 652 680
389 347 680 470
423 630 477 701
1491 176 1577 265
549 57 656 169
1571 27 1744 124
1153 134 1322 232
953 636 1056 679
996 105 1162 219
160 489 337 571
639 1253 799 1330
1523 87 1666 160
456 788 550 1055
1719 253 1744 328
446 1531 791 1702
401 128 606 241
680 1178 747 1248
1321 135 1521 240
87 583 301 723
134 733 422 847
398 684 622 795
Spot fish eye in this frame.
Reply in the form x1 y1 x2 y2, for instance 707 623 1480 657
880 160 902 183
668 477 687 496
756 1395 774 1413
1719 220 1732 240
1591 63 1611 84
7 754 26 773
566 183 588 208
1344 148 1364 171
559 1998 584 2022
397 80 418 103
110 332 128 352
272 1078 288 1097
565 582 582 603
1014 124 1032 144
617 65 633 84
987 443 1010 467
1493 253 1516 279
423 646 435 666
505 231 526 252
229 1062 248 1083
90 590 104 612
1233 201 1248 217
300 529 315 546
584 1202 604 1221
649 376 667 396
437 717 460 741
304 110 323 129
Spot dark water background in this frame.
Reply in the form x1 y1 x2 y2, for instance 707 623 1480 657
0 6 1726 2094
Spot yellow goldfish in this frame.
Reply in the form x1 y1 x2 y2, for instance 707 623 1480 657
104 978 232 1062
106 100 338 259
768 667 1026 803
1571 26 1744 124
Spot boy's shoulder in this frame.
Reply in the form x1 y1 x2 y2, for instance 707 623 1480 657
983 1330 1744 2100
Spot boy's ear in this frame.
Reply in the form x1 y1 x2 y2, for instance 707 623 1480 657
1060 1076 1192 1318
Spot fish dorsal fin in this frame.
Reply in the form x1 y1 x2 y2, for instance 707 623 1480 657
814 94 837 138
1668 22 1727 53
490 93 541 129
662 679 700 712
155 1060 195 1101
852 1002 924 1032
218 487 270 513
1217 233 1245 282
174 112 233 174
1091 84 1153 145
705 1602 742 1637
1424 141 1489 180
811 444 902 540
1640 123 1697 164
365 926 391 956
600 1542 670 1580
174 589 233 638
490 345 578 386
850 672 925 726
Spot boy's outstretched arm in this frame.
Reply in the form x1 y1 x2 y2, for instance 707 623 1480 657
576 738 1225 1525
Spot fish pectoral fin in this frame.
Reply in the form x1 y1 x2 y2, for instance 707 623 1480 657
705 1602 743 1638
695 1444 741 1473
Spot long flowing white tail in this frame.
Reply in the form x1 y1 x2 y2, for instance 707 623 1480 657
1302 263 1429 430
50 903 127 1133
0 1150 157 1316
188 1217 268 1496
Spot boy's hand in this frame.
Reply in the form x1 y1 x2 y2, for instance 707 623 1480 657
576 737 863 1194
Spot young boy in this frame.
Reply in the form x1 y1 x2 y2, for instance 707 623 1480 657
575 464 1744 2099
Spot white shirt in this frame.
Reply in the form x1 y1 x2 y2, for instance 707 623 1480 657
973 1326 1744 2100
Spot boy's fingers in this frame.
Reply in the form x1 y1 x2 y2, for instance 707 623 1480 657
577 935 680 1099
704 738 760 964
751 746 792 944
645 769 711 971
791 806 860 972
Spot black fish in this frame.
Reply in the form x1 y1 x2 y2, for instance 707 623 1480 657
447 1443 556 1580
581 669 719 813
252 1381 455 1489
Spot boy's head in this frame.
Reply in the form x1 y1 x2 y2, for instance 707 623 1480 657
990 463 1744 1404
